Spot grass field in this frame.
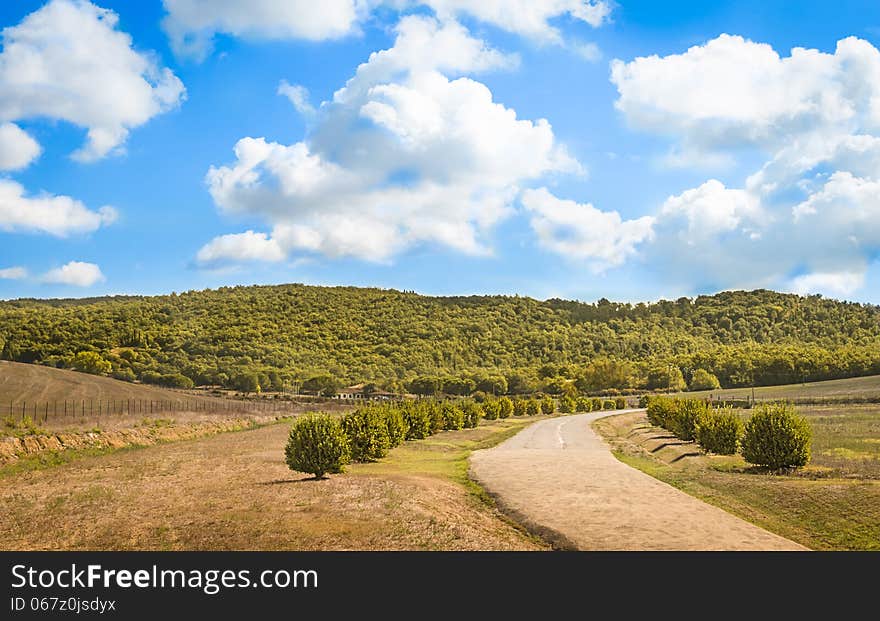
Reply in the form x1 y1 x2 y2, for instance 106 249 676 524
0 416 545 550
595 406 880 550
680 373 880 402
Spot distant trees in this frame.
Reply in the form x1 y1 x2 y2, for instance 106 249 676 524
689 369 721 391
646 366 687 392
302 374 338 397
71 351 111 376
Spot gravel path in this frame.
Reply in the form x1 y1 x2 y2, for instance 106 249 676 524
470 411 807 551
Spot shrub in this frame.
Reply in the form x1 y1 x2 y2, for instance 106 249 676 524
429 402 446 433
742 402 812 470
576 397 592 412
512 398 528 417
541 396 555 415
602 399 616 411
638 394 650 408
441 402 465 430
525 399 542 416
614 397 626 410
694 407 743 455
559 395 577 413
482 399 501 420
498 396 514 419
669 399 709 441
285 414 350 478
689 369 721 391
591 397 603 411
402 403 432 440
461 401 482 428
342 408 391 461
383 407 408 447
646 397 676 429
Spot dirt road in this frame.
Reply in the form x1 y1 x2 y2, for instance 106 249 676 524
470 411 807 550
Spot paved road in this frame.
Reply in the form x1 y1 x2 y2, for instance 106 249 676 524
470 410 807 551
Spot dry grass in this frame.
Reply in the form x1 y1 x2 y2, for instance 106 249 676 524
594 409 880 550
0 417 546 551
681 373 880 402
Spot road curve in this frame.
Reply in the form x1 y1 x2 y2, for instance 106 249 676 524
470 410 807 551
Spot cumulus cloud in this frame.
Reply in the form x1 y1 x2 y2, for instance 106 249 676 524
162 0 613 60
0 123 40 171
1 0 185 162
0 179 117 237
201 16 579 265
278 81 316 117
0 266 27 280
611 34 880 296
522 187 655 272
196 230 286 265
42 261 105 287
789 270 866 297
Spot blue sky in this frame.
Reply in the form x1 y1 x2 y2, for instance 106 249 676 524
2 0 880 303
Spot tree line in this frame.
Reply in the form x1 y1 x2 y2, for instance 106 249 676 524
1 284 879 395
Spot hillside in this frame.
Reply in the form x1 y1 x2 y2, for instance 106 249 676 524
0 360 223 406
1 285 880 393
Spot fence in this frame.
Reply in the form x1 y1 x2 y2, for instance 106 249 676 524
2 398 301 424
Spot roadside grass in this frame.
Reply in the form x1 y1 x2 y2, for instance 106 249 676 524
0 415 547 550
595 409 880 550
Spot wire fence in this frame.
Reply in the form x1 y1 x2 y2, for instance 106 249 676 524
2 398 301 424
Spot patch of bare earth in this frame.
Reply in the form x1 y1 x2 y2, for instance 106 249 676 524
0 422 542 551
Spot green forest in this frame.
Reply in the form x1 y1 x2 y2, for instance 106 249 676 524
1 284 879 396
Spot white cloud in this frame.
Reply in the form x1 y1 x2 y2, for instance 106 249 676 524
196 230 286 265
0 123 40 170
278 81 315 117
162 0 365 59
610 34 880 296
0 266 27 280
162 0 613 60
42 261 105 287
660 179 764 241
0 179 117 237
570 41 602 62
789 270 866 297
203 17 579 264
522 187 655 272
0 0 185 162
611 35 880 155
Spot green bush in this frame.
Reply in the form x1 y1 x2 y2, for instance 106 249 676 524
342 408 391 461
285 414 350 478
602 399 616 411
461 401 482 428
559 395 577 413
742 402 812 470
646 397 676 429
614 397 626 410
525 399 542 416
638 395 649 408
498 396 514 419
689 368 721 391
441 402 465 430
429 402 446 433
591 397 603 411
402 403 433 439
669 399 709 441
482 399 501 420
575 397 592 412
541 396 555 415
694 407 743 455
512 398 528 417
383 407 408 447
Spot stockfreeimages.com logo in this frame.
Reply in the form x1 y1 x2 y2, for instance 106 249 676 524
11 564 318 596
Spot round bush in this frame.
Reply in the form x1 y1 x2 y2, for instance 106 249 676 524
742 402 812 470
614 397 627 410
602 399 616 411
694 407 743 455
669 399 709 441
541 396 555 415
646 397 676 428
482 400 501 420
525 399 542 416
285 414 350 479
512 398 528 417
498 396 514 419
441 402 465 430
402 403 433 440
342 408 391 462
576 397 592 412
591 397 603 411
383 407 408 448
559 395 577 413
461 401 482 428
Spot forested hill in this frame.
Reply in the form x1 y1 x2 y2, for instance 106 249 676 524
1 285 879 394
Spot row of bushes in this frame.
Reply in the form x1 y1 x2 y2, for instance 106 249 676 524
285 395 630 478
645 397 812 469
